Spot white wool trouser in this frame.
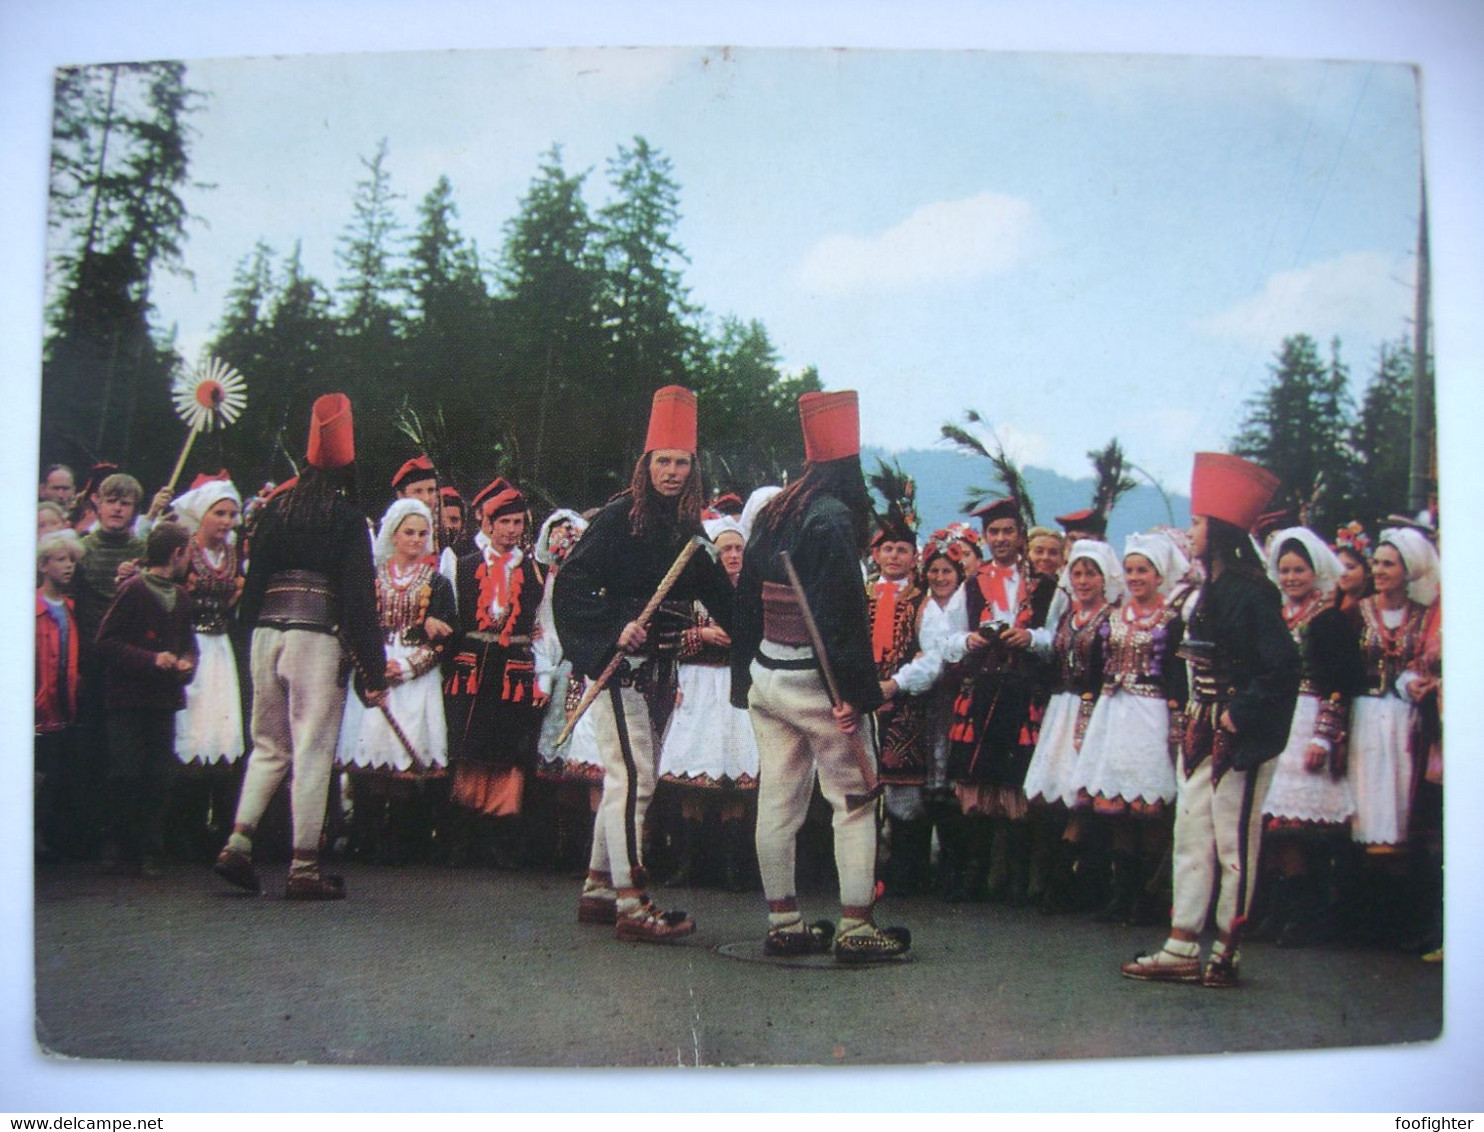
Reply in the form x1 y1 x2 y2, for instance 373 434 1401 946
1170 749 1277 940
586 680 659 890
233 627 348 856
747 644 878 910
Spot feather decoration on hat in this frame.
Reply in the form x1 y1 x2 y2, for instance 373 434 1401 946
1088 438 1137 525
868 456 919 541
940 409 1036 526
167 356 249 491
393 400 449 485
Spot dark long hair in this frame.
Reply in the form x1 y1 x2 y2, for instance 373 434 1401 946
759 456 873 550
626 452 705 540
1202 516 1267 580
277 464 360 530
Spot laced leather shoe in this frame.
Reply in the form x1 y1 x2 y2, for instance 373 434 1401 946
833 922 911 964
614 897 696 943
763 920 835 957
1120 947 1202 983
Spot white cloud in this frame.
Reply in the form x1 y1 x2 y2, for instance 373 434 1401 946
795 192 1037 295
1193 251 1414 347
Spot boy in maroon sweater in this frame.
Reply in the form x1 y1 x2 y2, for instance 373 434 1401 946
95 522 197 875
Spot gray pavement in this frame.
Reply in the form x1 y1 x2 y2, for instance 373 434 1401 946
33 860 1442 1070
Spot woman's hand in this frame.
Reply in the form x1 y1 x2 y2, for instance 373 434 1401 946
423 616 453 641
699 624 731 648
1304 742 1328 773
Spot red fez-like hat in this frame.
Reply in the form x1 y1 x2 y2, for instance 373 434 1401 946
306 393 355 470
1055 507 1106 536
439 485 464 506
799 390 860 463
1254 506 1298 541
472 477 525 521
392 455 437 491
712 492 744 516
1190 452 1280 531
970 496 1022 527
644 385 698 455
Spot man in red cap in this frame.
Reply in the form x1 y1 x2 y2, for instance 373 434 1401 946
945 495 1055 904
730 390 912 963
554 385 734 943
1122 452 1299 988
213 393 387 900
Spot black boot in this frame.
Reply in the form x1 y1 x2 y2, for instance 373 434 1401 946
982 819 1013 903
1094 850 1139 923
663 818 705 887
1040 837 1080 915
946 818 990 903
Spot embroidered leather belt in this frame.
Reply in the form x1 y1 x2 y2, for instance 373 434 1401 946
761 581 810 647
1105 675 1167 700
465 631 533 646
1190 672 1239 703
259 570 336 633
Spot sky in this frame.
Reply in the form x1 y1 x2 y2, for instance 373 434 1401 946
5 0 1484 1116
121 47 1428 492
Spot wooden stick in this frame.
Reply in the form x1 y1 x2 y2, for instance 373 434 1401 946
166 423 201 494
554 535 708 748
778 550 881 810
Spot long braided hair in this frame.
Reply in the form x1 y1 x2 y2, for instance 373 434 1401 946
758 456 873 551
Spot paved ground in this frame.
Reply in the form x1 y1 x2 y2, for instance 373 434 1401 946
29 859 1445 1080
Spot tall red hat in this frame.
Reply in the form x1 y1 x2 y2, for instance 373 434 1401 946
644 385 698 454
472 477 525 521
306 393 355 470
1190 452 1280 531
392 454 437 492
799 390 859 463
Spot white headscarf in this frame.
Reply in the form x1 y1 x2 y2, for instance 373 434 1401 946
374 498 434 567
739 485 783 543
1123 531 1190 598
535 508 589 566
1063 538 1126 604
703 514 745 545
171 478 241 536
1265 526 1344 599
1379 527 1440 607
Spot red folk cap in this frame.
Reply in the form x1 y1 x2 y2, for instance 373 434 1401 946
306 393 355 470
392 455 437 491
188 469 231 492
644 385 698 455
799 390 860 463
472 477 525 521
1190 452 1280 531
1055 507 1106 536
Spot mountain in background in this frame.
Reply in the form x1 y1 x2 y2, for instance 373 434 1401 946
862 446 1190 545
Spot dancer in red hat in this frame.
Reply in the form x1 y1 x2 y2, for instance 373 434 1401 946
1121 452 1299 987
731 390 912 962
554 386 734 943
213 394 387 900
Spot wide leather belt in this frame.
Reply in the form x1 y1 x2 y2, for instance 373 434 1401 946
259 569 336 632
762 580 810 647
465 630 533 646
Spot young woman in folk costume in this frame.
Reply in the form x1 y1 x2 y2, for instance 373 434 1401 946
167 472 246 860
531 508 602 873
656 513 761 891
1345 525 1441 950
1021 539 1123 913
1123 453 1299 988
876 526 976 897
444 477 549 870
944 496 1055 905
1069 531 1188 925
335 498 455 864
1247 527 1364 947
554 386 734 944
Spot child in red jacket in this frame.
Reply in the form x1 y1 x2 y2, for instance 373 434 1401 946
36 529 84 860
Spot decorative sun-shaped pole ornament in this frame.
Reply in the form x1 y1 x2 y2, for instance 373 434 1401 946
167 357 249 490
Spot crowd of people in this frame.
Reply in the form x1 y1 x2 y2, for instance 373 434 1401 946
34 384 1443 975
